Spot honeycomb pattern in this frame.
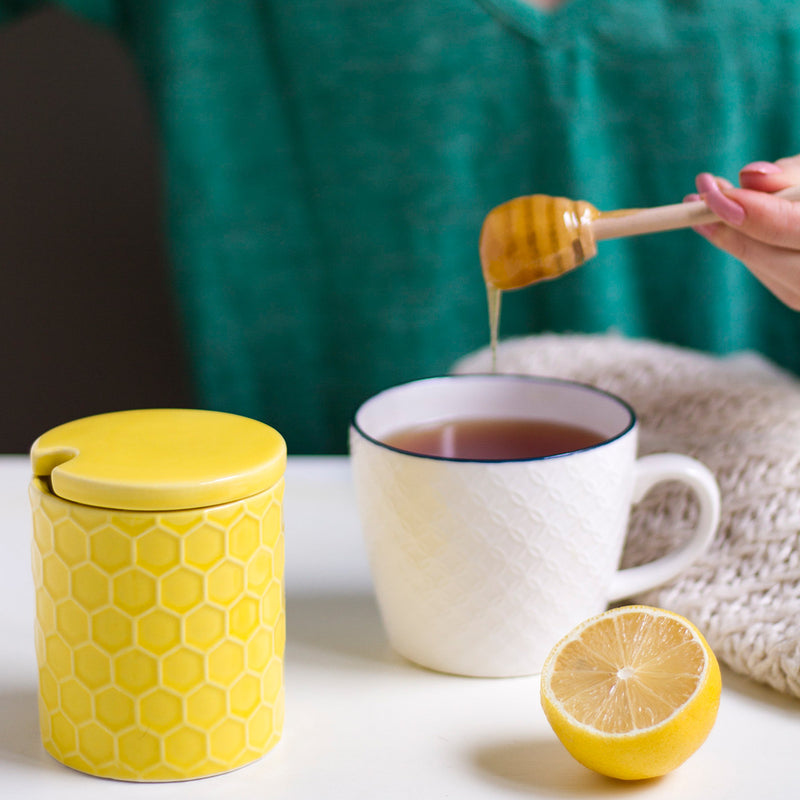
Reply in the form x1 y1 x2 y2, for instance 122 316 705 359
350 427 638 677
30 477 285 781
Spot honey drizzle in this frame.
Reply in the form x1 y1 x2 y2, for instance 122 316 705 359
487 284 502 373
479 194 602 368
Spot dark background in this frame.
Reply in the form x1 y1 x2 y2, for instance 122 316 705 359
0 7 192 453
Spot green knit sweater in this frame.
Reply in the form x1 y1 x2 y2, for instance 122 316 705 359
5 0 800 451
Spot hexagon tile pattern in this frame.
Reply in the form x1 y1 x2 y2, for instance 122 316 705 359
30 477 285 781
350 431 636 677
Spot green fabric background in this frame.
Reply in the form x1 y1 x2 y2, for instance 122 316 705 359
4 1 800 452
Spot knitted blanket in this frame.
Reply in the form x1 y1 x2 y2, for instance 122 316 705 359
454 334 800 698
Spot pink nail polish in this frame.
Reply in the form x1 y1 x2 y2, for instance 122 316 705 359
740 161 782 175
696 172 718 194
683 193 701 203
703 190 746 226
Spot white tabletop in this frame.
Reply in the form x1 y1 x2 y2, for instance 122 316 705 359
1 455 798 798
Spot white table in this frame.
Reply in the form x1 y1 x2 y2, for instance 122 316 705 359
1 455 798 798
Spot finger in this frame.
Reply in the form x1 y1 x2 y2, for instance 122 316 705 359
739 155 800 192
695 172 735 193
695 173 745 226
691 171 800 247
693 223 800 309
683 192 719 238
709 186 800 249
738 162 790 192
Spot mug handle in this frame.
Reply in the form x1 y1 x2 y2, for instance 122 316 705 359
608 453 721 602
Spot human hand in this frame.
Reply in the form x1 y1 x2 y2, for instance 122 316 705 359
686 155 800 309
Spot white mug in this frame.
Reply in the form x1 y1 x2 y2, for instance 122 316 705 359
349 375 720 678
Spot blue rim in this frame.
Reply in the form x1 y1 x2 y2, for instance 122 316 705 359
350 373 637 464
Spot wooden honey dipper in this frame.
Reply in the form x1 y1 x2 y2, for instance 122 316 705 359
480 185 800 290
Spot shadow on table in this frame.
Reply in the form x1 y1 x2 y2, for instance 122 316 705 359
471 736 658 796
286 591 397 669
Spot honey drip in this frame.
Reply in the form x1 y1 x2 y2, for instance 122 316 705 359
487 284 502 373
479 194 600 366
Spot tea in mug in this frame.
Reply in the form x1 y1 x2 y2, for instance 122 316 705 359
383 417 606 460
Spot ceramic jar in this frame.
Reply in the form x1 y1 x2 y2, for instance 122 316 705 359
29 409 286 781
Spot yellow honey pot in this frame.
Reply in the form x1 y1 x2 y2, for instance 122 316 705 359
29 409 287 781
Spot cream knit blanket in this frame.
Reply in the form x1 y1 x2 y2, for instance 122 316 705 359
454 333 800 698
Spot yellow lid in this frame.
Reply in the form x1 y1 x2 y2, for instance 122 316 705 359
30 409 286 511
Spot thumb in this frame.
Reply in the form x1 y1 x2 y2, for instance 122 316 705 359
739 154 800 192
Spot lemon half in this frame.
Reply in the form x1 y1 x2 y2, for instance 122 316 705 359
540 605 721 780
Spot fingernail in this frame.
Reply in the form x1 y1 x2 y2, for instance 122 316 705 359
683 193 701 203
702 189 746 225
740 160 782 176
695 172 719 194
692 223 716 238
695 172 746 225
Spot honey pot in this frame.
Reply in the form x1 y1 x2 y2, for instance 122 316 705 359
29 408 286 781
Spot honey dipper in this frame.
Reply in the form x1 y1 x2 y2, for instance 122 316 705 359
480 185 800 291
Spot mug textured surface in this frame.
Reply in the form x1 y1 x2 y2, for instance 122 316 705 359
350 375 719 678
30 480 285 781
351 432 635 677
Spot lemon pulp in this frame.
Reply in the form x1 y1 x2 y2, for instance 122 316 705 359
540 605 721 780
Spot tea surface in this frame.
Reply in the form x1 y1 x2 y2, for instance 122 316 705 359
383 417 606 460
